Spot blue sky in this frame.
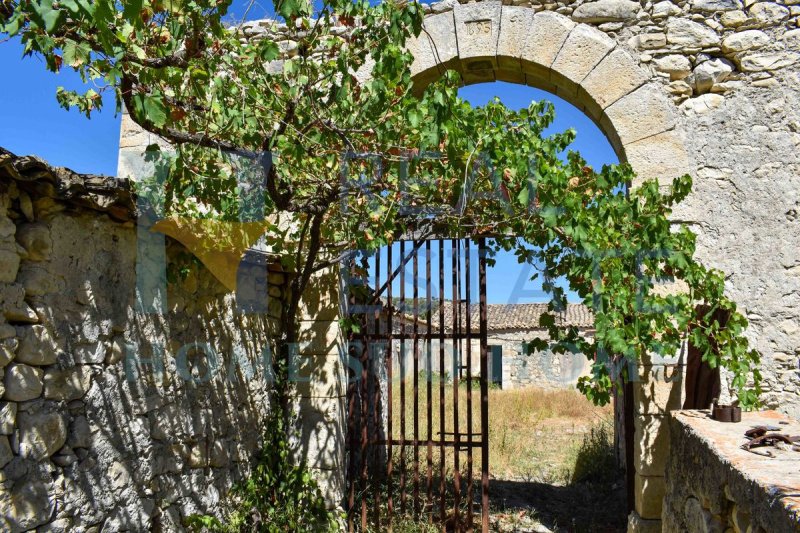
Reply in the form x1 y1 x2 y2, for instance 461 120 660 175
0 7 617 303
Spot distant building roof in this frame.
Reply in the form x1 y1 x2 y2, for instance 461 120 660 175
392 301 594 332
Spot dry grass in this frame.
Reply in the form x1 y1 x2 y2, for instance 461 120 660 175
388 377 612 483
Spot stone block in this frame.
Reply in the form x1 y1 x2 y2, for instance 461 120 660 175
635 473 666 519
0 479 54 532
299 269 340 321
71 342 107 364
580 47 650 120
653 54 692 81
519 12 575 81
408 24 445 87
627 510 662 533
602 83 676 151
18 411 67 460
633 364 684 415
17 264 60 296
738 52 799 72
0 249 20 283
634 414 670 477
666 18 721 48
0 339 14 368
15 325 62 366
67 415 91 449
188 443 209 468
496 6 535 70
0 434 12 468
494 67 526 85
43 366 93 401
572 0 641 23
0 401 16 434
749 2 789 24
293 352 346 398
461 68 495 85
15 223 52 262
783 29 800 50
209 439 229 467
311 464 346 509
625 130 691 187
721 29 770 53
0 324 15 340
424 11 459 68
551 24 616 96
3 364 43 401
297 320 341 355
453 0 501 68
292 395 345 470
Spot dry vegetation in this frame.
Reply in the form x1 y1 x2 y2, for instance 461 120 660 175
374 380 626 532
388 378 613 482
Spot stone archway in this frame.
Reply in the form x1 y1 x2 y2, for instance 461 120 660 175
404 6 691 527
407 6 691 189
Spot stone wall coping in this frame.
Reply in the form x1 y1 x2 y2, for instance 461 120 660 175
669 409 800 528
0 147 283 269
0 146 135 222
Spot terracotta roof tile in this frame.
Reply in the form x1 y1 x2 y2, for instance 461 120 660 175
393 301 594 332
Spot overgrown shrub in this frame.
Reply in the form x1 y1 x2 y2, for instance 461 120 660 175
186 410 341 532
569 422 617 485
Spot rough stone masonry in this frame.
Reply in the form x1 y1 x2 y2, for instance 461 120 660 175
0 149 290 531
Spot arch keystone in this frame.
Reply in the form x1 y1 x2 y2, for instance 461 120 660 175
453 0 502 71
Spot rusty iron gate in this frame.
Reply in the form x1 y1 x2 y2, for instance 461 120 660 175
346 237 490 532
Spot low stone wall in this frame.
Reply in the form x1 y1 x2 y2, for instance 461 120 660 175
0 151 286 531
662 410 800 533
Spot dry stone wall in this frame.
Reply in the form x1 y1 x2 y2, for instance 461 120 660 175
0 150 286 532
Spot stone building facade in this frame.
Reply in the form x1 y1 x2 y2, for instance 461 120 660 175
391 302 595 389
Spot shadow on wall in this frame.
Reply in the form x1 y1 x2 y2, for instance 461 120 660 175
0 177 300 531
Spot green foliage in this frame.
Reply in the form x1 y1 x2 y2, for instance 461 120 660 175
1 0 762 407
186 409 340 532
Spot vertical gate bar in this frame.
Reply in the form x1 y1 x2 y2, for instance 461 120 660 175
360 255 370 532
347 259 357 533
426 240 433 517
413 241 420 516
465 239 474 530
438 239 446 531
479 237 490 533
452 239 462 529
387 244 394 532
399 241 407 515
374 248 382 529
